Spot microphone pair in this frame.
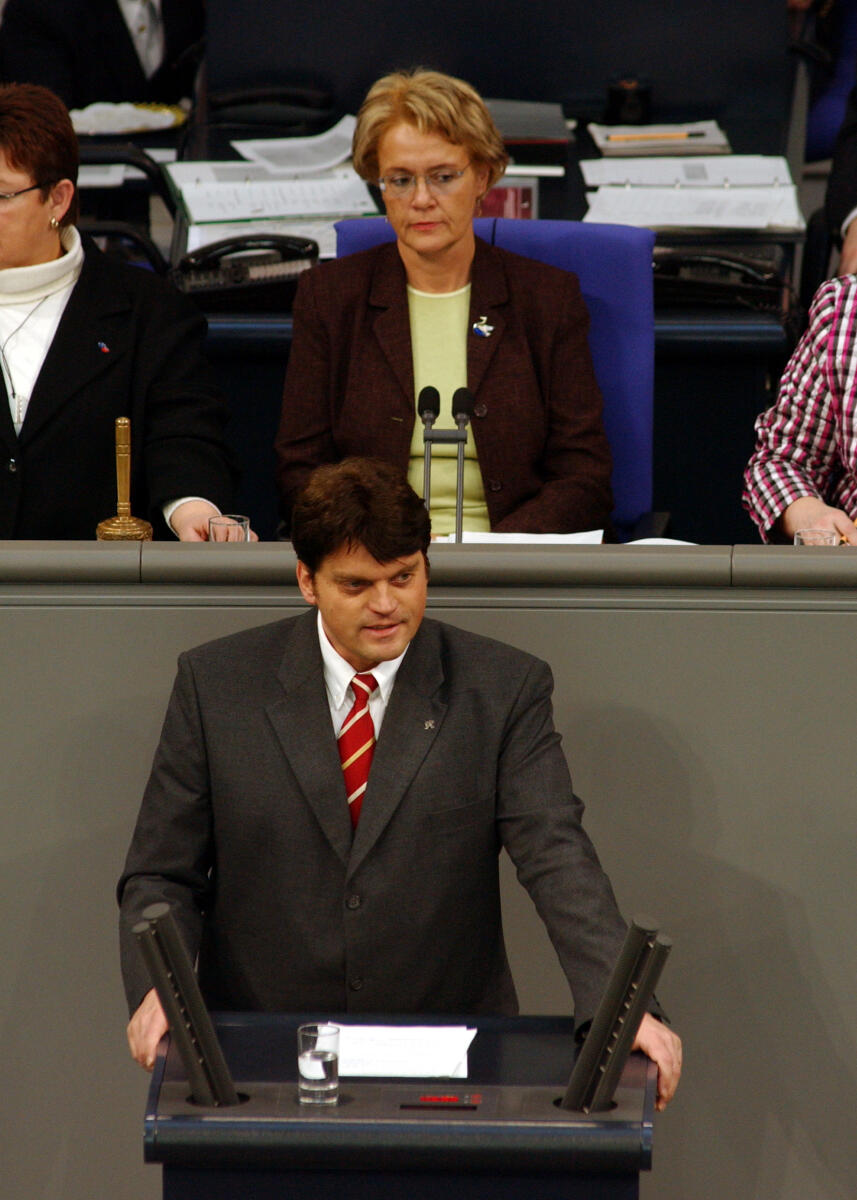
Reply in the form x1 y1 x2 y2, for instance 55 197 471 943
417 386 475 543
417 386 474 429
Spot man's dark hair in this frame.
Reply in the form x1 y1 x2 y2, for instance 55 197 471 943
290 458 431 572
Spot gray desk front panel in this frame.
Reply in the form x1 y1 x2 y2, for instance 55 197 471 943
1 546 854 1200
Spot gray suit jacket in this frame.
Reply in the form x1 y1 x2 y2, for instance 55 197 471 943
118 609 626 1022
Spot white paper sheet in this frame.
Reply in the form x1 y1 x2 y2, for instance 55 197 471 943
433 530 604 544
583 185 804 231
167 160 296 188
580 154 794 189
337 1025 477 1078
625 537 697 546
504 163 566 178
179 171 377 223
232 115 357 173
77 164 126 188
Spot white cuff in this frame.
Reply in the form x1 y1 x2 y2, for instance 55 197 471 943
163 497 220 537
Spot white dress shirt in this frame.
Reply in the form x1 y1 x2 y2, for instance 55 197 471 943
116 0 165 79
316 610 408 737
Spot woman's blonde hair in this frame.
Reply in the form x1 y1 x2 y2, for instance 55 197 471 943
352 69 508 191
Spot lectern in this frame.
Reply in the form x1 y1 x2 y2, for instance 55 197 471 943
144 1013 658 1200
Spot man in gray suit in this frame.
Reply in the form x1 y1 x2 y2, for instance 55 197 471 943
119 458 681 1108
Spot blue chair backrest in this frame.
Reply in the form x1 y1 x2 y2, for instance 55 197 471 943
805 0 857 162
335 216 655 536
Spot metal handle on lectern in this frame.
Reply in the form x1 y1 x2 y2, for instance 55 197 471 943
133 902 239 1107
562 915 672 1113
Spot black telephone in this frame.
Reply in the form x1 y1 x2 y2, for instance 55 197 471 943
652 247 787 314
169 234 318 313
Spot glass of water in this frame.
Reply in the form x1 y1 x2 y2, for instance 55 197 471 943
297 1022 340 1105
208 514 251 542
793 528 840 546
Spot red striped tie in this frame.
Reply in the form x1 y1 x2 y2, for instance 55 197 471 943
338 673 378 827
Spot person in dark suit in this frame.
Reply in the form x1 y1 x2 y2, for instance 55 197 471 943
826 78 857 273
0 0 204 110
119 457 682 1110
275 69 613 537
0 82 238 539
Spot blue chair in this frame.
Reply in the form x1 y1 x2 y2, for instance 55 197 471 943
335 216 659 539
803 0 857 163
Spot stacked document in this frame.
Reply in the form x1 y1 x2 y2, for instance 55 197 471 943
581 155 804 232
173 172 376 224
167 116 378 255
588 120 730 156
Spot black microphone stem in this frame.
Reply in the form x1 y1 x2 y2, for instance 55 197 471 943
423 433 434 516
455 439 466 543
417 386 440 517
452 387 474 544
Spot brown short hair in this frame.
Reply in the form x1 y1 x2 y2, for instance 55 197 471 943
352 69 508 191
290 458 431 573
0 84 79 225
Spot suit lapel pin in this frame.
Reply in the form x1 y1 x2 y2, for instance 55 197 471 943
97 341 110 354
472 315 493 338
424 720 436 730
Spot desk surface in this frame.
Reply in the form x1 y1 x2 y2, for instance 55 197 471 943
177 121 801 249
145 1014 656 1173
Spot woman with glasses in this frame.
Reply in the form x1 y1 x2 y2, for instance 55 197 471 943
0 82 238 540
276 68 612 536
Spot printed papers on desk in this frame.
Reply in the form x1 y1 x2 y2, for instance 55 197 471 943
232 114 358 174
588 120 730 156
337 1026 477 1078
170 167 376 224
166 116 378 255
581 155 804 232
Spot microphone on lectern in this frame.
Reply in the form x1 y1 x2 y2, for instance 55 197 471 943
451 388 474 543
417 386 441 515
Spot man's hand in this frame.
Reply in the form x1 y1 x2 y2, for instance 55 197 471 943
840 221 857 277
170 500 258 542
633 1012 682 1111
170 499 221 541
127 987 168 1071
778 495 857 544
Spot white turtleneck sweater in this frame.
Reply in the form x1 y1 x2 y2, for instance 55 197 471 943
0 224 83 436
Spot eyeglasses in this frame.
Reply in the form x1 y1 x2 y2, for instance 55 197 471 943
0 182 46 203
378 165 471 197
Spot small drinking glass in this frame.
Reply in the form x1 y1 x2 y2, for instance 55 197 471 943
208 514 250 542
793 528 840 546
297 1022 339 1105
